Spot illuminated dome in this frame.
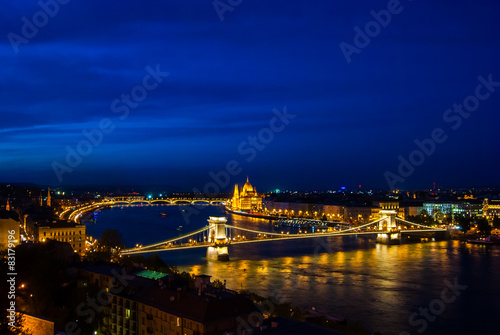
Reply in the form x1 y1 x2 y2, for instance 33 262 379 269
242 177 254 194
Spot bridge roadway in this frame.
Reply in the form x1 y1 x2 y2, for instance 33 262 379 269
119 217 447 256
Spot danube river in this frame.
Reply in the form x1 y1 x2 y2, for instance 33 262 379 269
83 204 500 335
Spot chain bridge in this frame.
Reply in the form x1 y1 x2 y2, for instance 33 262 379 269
119 210 448 260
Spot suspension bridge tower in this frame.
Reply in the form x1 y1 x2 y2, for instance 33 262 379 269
207 217 230 261
376 209 400 245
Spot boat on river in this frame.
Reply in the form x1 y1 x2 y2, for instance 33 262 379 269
467 235 500 245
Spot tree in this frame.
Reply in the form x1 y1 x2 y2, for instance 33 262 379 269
492 216 500 228
100 229 125 249
456 215 471 234
407 210 437 226
476 218 492 236
442 214 453 225
212 279 225 290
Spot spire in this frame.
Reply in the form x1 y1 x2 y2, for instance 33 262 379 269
47 188 51 207
246 176 249 183
6 198 10 211
233 184 239 198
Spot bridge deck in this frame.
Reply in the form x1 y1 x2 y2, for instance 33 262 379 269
120 225 447 255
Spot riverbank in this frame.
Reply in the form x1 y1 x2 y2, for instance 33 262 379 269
224 207 278 220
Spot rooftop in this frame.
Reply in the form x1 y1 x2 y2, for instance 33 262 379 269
136 269 168 280
136 284 258 323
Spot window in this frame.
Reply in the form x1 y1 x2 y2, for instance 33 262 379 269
177 318 180 327
126 309 131 319
43 232 46 237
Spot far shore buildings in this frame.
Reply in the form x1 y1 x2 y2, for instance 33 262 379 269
230 177 263 212
264 198 493 224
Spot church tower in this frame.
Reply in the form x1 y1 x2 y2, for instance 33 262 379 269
232 184 240 210
6 198 10 211
47 188 51 207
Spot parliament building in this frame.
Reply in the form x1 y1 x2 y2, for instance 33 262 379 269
230 177 263 212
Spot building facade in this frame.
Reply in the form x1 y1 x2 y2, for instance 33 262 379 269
322 204 345 221
37 221 87 255
483 199 500 221
0 210 20 250
106 271 257 335
344 206 373 223
422 203 459 221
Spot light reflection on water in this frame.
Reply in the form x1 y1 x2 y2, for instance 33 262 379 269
85 205 500 335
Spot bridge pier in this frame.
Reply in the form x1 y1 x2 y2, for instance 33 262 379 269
207 246 229 261
206 217 230 261
376 210 400 245
376 232 400 245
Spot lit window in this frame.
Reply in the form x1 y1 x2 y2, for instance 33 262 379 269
126 309 131 319
177 318 180 327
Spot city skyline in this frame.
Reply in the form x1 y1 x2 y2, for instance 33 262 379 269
1 0 500 191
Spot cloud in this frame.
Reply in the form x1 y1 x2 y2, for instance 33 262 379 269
0 0 499 188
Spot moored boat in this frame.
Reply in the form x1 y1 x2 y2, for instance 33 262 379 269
467 237 494 245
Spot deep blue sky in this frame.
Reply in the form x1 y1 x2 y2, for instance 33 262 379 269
1 0 499 191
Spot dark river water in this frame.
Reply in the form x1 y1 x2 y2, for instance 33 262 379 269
83 204 500 335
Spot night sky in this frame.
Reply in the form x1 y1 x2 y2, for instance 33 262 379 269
1 0 499 191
